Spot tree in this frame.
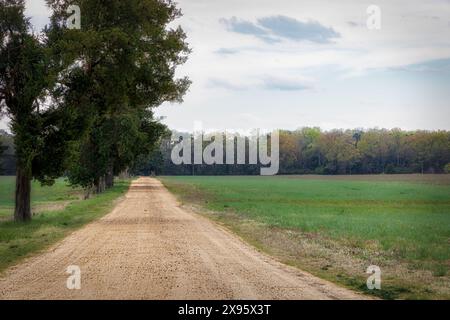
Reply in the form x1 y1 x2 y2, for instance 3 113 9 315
1 0 87 221
358 129 392 173
298 127 321 172
131 124 171 177
0 0 42 220
67 108 168 193
445 163 450 174
0 1 68 221
47 0 190 192
279 131 299 173
316 130 360 174
427 131 450 173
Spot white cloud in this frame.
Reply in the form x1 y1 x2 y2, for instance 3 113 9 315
1 0 449 132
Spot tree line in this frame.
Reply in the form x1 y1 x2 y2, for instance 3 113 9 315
0 0 189 221
133 128 450 176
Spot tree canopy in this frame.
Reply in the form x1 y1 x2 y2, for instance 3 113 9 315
45 0 190 192
0 0 190 221
0 0 73 221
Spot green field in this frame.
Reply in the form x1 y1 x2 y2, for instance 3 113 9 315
160 175 450 300
0 177 130 273
0 177 83 220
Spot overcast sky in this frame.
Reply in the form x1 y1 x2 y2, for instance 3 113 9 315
1 0 449 132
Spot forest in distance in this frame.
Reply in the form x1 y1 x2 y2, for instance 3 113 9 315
2 127 450 177
136 127 450 176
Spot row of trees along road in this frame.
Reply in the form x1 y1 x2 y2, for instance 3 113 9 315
0 0 190 221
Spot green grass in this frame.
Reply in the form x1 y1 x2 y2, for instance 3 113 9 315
0 177 82 219
0 177 130 273
160 175 450 300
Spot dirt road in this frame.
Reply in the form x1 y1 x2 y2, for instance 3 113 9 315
0 178 367 300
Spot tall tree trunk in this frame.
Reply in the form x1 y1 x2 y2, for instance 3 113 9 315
84 186 93 200
105 162 114 189
95 176 106 194
14 165 32 222
105 172 114 188
101 176 106 192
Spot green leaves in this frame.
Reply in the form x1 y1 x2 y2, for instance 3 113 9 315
1 1 51 173
0 0 190 219
45 0 190 189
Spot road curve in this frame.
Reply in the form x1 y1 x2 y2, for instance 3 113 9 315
0 178 368 300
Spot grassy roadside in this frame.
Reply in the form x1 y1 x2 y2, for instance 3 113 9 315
0 178 131 273
0 177 84 220
160 175 450 300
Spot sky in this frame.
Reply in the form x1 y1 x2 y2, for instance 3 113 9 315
1 0 450 132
